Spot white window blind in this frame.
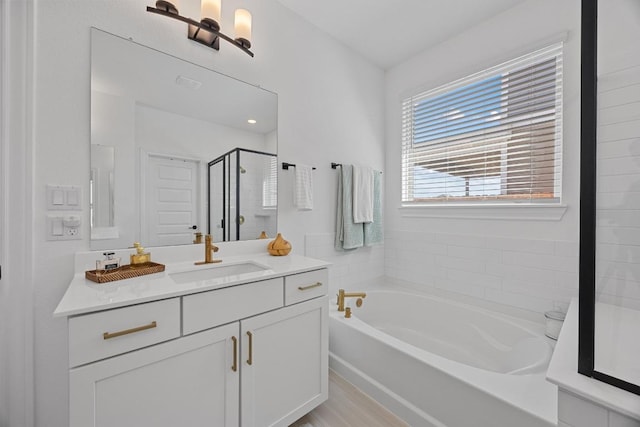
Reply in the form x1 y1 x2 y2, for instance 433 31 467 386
402 43 563 205
262 156 277 208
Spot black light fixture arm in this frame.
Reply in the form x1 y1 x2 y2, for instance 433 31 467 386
146 4 254 57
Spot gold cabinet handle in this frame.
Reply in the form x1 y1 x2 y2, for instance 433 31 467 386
103 321 157 340
231 336 238 372
246 331 253 365
298 282 322 291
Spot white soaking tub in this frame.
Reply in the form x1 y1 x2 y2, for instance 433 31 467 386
329 290 557 427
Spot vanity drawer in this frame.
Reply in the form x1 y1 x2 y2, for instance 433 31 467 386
68 298 180 368
182 277 284 335
284 269 328 305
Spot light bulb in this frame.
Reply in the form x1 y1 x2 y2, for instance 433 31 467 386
234 9 252 48
201 0 221 24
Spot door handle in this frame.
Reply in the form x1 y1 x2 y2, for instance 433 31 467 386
246 331 253 365
298 282 322 291
103 321 157 340
231 336 238 372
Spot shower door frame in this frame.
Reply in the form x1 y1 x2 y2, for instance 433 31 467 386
207 147 277 241
578 0 640 396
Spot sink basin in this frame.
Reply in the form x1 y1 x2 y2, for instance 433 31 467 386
170 262 269 284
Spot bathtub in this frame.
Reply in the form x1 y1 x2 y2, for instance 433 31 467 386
329 290 557 427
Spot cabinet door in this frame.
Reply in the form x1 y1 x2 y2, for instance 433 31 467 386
241 296 328 427
70 323 240 427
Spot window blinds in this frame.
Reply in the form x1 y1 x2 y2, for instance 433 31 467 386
262 156 278 208
401 43 563 204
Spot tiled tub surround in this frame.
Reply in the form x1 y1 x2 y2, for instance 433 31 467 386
385 231 579 314
304 233 385 293
329 289 557 427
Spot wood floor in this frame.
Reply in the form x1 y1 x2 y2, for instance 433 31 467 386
290 370 409 427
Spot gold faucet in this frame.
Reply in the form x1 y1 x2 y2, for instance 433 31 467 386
337 289 366 312
195 234 222 265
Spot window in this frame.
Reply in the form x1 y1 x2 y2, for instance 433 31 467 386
262 156 277 208
402 43 563 205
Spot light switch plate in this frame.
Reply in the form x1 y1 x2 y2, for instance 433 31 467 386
46 185 82 211
46 215 82 240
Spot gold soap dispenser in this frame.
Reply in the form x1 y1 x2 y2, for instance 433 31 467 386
130 242 151 265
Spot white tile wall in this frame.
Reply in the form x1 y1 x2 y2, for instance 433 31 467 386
558 390 640 427
385 230 579 314
596 61 640 311
304 233 385 295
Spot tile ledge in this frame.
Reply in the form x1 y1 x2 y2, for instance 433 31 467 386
546 298 640 421
399 204 568 221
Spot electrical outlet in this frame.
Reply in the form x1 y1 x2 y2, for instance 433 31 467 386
46 215 82 241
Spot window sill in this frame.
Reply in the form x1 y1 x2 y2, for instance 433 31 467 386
399 204 568 221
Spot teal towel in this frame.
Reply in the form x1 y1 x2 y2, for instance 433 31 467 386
364 171 383 246
335 164 364 250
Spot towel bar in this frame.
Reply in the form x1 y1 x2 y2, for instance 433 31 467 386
331 162 382 173
282 162 316 170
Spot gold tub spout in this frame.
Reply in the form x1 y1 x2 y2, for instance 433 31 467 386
337 289 367 312
195 234 222 265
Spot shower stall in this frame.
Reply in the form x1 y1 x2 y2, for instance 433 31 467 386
208 148 277 242
580 0 640 396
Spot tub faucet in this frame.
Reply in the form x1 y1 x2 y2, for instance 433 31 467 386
195 234 222 265
337 289 366 312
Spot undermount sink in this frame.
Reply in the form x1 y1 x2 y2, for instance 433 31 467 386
170 262 269 284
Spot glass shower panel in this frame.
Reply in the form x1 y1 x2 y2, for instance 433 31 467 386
237 151 277 240
594 0 640 391
228 153 238 241
209 161 224 242
208 148 277 241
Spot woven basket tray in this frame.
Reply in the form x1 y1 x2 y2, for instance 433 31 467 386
85 262 165 284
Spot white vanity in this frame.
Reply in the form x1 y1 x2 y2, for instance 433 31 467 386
54 242 330 427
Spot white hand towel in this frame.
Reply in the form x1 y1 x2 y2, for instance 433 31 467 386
294 164 313 210
352 165 374 223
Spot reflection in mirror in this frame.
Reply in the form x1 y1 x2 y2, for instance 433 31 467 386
209 148 277 242
90 28 277 250
90 145 115 233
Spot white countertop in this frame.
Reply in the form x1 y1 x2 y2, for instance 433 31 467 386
546 298 640 420
54 244 330 318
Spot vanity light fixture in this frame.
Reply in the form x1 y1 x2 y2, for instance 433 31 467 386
247 119 257 124
147 0 254 57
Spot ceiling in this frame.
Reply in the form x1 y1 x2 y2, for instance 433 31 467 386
275 0 529 70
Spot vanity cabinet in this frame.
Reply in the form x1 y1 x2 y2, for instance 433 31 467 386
241 296 328 427
70 322 240 427
65 267 328 427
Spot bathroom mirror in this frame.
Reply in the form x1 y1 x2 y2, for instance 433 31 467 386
90 28 277 250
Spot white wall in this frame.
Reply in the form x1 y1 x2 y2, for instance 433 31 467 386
384 0 581 315
28 0 384 425
2 0 35 425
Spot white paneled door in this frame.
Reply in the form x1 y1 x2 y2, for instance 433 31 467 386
143 153 201 246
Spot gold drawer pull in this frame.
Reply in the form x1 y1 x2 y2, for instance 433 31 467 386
247 331 253 365
103 321 157 340
231 336 238 372
298 282 322 291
